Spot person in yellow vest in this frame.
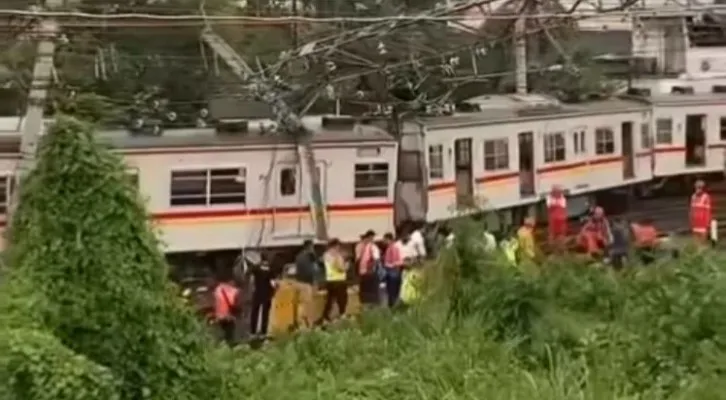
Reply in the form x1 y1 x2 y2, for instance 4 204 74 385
319 238 348 323
517 216 537 263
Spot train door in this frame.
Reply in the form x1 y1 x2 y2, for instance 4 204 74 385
454 138 473 208
518 131 535 197
272 162 303 237
685 114 707 167
621 122 635 180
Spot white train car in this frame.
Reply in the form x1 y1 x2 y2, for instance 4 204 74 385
421 95 653 222
647 94 726 177
0 117 398 253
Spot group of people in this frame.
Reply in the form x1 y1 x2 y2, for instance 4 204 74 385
208 180 716 345
209 223 430 346
512 180 714 267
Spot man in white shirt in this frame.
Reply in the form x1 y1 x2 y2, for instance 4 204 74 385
407 223 428 261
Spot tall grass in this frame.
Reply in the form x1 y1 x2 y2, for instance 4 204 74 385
227 221 726 399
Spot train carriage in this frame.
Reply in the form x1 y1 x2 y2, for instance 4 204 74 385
0 116 399 253
421 94 653 223
647 93 726 178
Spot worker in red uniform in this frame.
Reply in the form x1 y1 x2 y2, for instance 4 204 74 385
546 184 568 252
690 179 712 242
577 206 612 257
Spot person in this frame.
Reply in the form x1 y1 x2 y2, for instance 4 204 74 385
546 184 568 252
631 218 658 264
382 232 404 307
355 230 381 306
609 218 630 270
516 216 537 263
578 206 612 257
293 239 318 330
213 274 241 346
248 256 281 338
690 179 712 242
407 222 428 262
320 238 348 323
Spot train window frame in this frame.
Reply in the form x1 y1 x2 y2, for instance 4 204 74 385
169 167 247 207
209 168 247 205
428 144 444 179
571 128 586 154
483 138 509 171
354 162 389 198
170 169 208 206
0 174 9 215
640 123 652 149
720 117 726 141
656 118 673 144
543 132 566 163
595 127 615 155
279 167 297 197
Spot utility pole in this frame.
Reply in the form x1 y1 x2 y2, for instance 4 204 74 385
200 30 328 242
8 7 59 226
514 12 528 94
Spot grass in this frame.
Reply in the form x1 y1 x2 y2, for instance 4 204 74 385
217 224 726 400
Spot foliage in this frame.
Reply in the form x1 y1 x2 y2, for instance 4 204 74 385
0 115 232 400
222 222 726 400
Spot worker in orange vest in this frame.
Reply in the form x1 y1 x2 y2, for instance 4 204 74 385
546 185 568 252
577 206 611 257
631 218 659 264
690 180 712 242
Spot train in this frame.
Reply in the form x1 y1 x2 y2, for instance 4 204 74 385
0 88 723 257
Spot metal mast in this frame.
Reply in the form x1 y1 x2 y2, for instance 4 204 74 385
200 30 329 242
7 6 59 225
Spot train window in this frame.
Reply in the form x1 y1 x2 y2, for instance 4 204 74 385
209 168 246 205
354 163 389 198
656 118 673 144
0 175 8 214
280 168 296 196
170 170 208 206
640 123 652 148
483 139 509 171
543 132 565 163
720 118 726 140
595 127 615 155
572 129 586 154
428 145 444 179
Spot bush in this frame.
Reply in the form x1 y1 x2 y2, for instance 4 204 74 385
0 115 231 400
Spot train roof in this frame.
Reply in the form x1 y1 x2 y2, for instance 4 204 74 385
642 93 726 106
419 95 649 130
0 115 395 152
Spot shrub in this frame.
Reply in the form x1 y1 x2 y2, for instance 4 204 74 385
0 115 230 400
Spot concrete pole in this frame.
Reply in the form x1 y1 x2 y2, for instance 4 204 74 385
514 14 528 95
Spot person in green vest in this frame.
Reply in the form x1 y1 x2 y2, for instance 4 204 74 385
318 238 348 323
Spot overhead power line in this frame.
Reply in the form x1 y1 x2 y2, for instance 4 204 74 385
0 5 725 23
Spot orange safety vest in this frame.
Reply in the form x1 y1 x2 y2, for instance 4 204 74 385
547 194 568 237
632 223 658 248
214 283 239 321
690 192 712 234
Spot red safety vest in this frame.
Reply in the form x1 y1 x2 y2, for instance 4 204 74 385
690 192 712 234
547 194 568 237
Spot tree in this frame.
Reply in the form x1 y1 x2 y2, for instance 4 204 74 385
0 115 231 399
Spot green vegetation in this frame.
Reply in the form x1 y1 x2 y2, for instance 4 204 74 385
2 117 726 399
